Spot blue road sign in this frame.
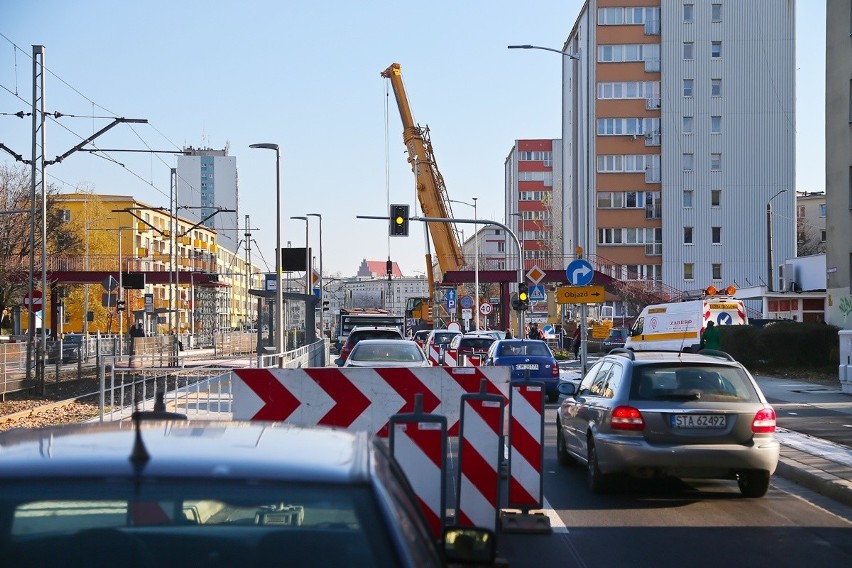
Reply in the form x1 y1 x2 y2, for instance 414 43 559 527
460 295 474 309
717 312 733 325
529 285 546 302
566 259 594 286
446 289 456 310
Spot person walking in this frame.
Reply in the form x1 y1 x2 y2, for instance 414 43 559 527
699 320 721 351
572 326 582 360
504 328 513 339
528 323 540 340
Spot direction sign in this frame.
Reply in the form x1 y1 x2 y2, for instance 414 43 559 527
479 303 493 316
566 259 594 286
446 289 457 310
555 285 605 304
23 290 43 312
529 285 546 302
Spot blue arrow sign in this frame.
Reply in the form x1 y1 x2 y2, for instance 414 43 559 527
717 312 733 325
446 289 456 310
566 259 594 286
529 285 546 302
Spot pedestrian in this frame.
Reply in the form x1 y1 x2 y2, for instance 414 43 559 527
528 323 540 340
504 328 513 339
699 320 720 351
572 326 581 359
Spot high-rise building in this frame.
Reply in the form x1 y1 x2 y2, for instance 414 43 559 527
555 1 795 297
825 1 852 329
176 146 239 253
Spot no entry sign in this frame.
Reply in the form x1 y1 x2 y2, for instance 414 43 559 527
23 290 43 312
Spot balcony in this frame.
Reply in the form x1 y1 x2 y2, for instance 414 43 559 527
645 243 662 256
644 58 660 72
644 131 661 146
644 19 661 36
645 167 661 183
645 97 661 110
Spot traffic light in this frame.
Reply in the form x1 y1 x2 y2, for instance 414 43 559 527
322 300 330 312
389 204 409 236
510 293 520 311
516 282 529 311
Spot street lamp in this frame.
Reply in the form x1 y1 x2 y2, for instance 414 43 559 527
307 213 323 336
767 189 787 293
449 198 480 330
250 142 284 368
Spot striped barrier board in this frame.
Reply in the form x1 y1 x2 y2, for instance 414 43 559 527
389 395 447 540
232 366 509 437
428 345 457 367
455 381 504 533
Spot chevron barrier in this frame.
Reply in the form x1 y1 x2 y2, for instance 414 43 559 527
389 394 448 540
428 344 457 367
232 366 509 437
454 380 505 533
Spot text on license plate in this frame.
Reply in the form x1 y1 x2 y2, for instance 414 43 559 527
515 363 539 370
672 414 726 428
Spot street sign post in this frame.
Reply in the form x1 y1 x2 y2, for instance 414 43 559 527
23 290 43 312
555 285 605 304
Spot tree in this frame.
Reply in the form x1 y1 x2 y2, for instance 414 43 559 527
0 163 81 332
796 219 826 257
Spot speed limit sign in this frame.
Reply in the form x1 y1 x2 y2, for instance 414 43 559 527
479 302 493 316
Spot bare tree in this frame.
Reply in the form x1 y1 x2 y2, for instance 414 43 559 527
796 219 826 256
0 163 80 331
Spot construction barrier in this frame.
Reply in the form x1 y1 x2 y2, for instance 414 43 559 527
428 345 457 367
502 381 550 533
455 380 505 533
231 366 509 437
389 394 448 540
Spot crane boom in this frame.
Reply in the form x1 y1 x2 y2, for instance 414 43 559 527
381 63 465 275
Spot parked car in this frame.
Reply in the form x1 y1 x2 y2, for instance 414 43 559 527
0 417 494 566
601 328 629 353
48 333 84 364
556 349 779 497
482 339 560 402
446 333 496 365
335 326 405 366
343 339 432 368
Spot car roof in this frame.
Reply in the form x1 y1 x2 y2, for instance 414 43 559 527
0 421 372 482
606 349 742 367
350 325 402 333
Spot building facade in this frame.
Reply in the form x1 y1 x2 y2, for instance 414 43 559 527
825 0 852 329
796 191 827 256
559 1 795 296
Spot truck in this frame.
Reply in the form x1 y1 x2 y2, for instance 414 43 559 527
381 63 466 332
625 293 748 352
336 308 406 350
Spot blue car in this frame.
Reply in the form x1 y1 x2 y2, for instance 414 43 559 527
483 339 561 402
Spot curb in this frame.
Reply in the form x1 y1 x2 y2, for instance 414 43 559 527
775 454 852 509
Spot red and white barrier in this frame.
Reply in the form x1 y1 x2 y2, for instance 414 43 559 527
507 382 545 509
389 396 447 540
455 385 505 532
428 345 457 367
232 366 509 437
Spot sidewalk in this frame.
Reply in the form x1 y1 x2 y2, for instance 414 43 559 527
774 429 852 508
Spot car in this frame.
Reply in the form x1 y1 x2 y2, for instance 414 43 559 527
335 326 405 366
48 333 84 364
412 329 431 350
480 330 507 341
446 333 496 365
0 416 494 567
344 339 432 368
423 329 462 363
555 349 780 497
482 339 561 402
601 328 629 353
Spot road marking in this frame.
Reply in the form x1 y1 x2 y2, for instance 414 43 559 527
541 498 568 534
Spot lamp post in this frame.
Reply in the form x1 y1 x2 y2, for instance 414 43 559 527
766 189 787 293
450 198 480 330
307 213 323 335
508 43 587 371
249 142 284 368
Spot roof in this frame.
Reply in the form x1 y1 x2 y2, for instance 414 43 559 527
357 259 403 278
0 421 371 483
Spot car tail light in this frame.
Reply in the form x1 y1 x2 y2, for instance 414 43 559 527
611 406 645 431
751 407 776 433
551 363 559 378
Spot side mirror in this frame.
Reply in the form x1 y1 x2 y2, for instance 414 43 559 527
557 381 577 396
442 526 496 565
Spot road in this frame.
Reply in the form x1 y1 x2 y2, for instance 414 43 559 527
495 404 852 567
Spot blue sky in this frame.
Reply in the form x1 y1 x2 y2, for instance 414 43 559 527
1 1 825 277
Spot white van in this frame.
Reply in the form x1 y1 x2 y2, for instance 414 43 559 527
625 297 748 352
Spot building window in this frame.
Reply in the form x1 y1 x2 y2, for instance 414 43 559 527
821 230 827 243
712 263 722 280
819 204 826 217
711 4 722 22
683 116 694 134
711 153 722 171
684 4 694 23
683 42 694 60
684 263 694 280
683 79 694 97
684 227 694 244
711 189 721 206
712 226 721 244
60 209 71 222
710 115 721 134
683 153 694 171
711 41 722 58
711 79 722 96
683 190 693 208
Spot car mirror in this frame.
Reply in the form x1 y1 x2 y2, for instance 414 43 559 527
442 526 495 565
557 381 577 396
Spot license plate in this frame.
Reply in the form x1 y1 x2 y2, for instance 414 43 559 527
672 414 726 429
515 363 539 370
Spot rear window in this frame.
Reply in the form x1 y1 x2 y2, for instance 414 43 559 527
350 330 402 345
431 333 457 346
460 338 494 350
498 343 552 357
629 364 758 402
